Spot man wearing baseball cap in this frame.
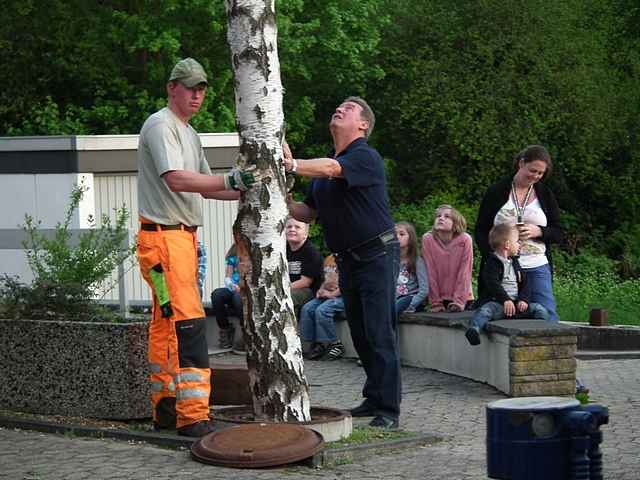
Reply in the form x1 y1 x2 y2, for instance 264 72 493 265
136 57 257 437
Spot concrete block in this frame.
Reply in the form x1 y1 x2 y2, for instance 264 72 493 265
510 344 576 361
510 380 575 397
0 318 151 419
510 335 577 347
510 358 577 376
332 312 578 398
576 324 640 350
511 373 564 383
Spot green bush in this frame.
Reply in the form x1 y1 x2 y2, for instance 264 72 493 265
553 249 619 278
391 190 478 239
552 250 639 325
0 183 134 322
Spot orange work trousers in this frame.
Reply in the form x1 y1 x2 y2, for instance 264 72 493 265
136 221 211 429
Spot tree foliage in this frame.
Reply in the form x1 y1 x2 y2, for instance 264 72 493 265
1 0 638 274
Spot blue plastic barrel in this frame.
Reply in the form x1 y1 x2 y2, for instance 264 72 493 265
487 397 581 480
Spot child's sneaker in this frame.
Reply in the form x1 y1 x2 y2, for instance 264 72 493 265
465 327 481 346
323 341 345 360
218 325 235 350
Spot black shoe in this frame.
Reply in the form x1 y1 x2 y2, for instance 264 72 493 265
350 401 378 417
177 420 216 438
369 415 399 429
465 327 481 346
153 422 170 431
307 343 328 360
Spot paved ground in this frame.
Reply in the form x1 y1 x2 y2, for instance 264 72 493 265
1 356 638 479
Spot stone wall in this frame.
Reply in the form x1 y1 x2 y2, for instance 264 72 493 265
507 326 577 396
0 318 151 419
335 313 578 397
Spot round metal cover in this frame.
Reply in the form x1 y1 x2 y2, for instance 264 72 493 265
191 423 324 468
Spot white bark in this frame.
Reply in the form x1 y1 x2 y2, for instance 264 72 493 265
225 0 311 422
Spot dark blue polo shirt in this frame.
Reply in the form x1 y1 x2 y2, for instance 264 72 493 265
304 137 394 253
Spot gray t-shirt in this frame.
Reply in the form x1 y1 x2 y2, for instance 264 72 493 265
137 107 212 226
496 254 518 300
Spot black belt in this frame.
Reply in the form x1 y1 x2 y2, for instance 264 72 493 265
140 223 198 233
336 229 397 258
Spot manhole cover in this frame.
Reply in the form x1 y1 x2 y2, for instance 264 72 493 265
191 423 324 468
213 405 352 442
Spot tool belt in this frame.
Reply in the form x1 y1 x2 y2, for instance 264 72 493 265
140 223 198 233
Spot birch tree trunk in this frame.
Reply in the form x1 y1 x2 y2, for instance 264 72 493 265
225 0 311 422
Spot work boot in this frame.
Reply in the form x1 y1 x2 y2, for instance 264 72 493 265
218 325 235 349
153 397 177 430
177 420 216 437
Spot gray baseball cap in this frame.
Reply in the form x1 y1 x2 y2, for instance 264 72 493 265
169 58 208 87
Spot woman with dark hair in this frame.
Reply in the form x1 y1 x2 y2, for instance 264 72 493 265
475 145 562 321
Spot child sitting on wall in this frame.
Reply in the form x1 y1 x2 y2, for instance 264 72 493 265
465 223 550 346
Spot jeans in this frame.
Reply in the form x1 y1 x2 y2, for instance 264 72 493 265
395 295 424 316
336 239 401 419
291 287 314 319
211 287 242 329
299 297 345 343
469 300 550 331
521 263 558 321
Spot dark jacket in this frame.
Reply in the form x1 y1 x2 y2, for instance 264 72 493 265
477 253 529 307
474 175 562 299
474 175 562 264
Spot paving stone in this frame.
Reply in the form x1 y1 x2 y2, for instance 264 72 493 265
1 356 638 478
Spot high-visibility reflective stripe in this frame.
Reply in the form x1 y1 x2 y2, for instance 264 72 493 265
174 372 205 384
149 363 162 374
151 381 176 392
176 388 209 401
151 381 164 392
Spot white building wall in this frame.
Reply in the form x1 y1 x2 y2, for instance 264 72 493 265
0 173 95 284
0 173 94 229
93 173 238 305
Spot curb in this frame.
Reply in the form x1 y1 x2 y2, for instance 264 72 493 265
309 432 444 467
576 350 640 360
0 415 443 468
0 416 195 450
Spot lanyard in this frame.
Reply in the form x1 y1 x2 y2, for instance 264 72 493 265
511 182 533 224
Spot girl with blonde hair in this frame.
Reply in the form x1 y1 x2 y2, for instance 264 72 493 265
421 205 474 312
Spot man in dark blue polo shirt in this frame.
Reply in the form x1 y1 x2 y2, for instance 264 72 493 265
284 97 401 429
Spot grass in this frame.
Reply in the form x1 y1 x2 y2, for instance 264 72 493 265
326 426 415 449
555 272 640 326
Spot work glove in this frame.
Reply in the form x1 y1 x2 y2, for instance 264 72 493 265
224 166 259 191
